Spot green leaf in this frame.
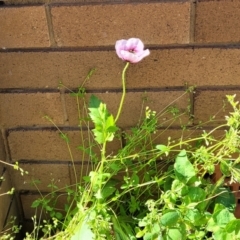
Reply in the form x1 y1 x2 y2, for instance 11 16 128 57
164 174 173 192
184 209 207 226
108 162 122 172
55 211 63 220
174 150 195 183
31 199 41 208
214 187 236 213
142 223 160 240
171 179 188 196
166 228 183 240
71 217 94 240
101 180 117 200
213 229 233 240
129 195 139 213
156 144 170 156
161 210 179 227
225 219 240 234
208 204 235 232
89 97 118 144
89 94 101 109
184 186 206 210
213 208 235 227
220 162 231 176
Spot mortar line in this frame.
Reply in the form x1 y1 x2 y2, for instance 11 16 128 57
0 86 196 94
13 159 90 165
189 0 197 43
49 0 190 7
6 124 226 134
3 43 240 53
0 0 189 9
44 4 57 48
1 85 240 94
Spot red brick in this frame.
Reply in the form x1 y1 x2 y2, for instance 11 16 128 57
9 162 70 191
130 48 240 88
51 2 190 47
8 129 121 161
194 90 240 126
0 93 64 127
195 1 240 43
0 51 122 89
8 130 74 161
65 91 190 128
2 48 240 89
0 7 50 48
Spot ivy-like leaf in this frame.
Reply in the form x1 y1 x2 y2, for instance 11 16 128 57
174 150 195 184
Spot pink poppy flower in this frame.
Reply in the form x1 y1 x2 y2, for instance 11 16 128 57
115 38 150 63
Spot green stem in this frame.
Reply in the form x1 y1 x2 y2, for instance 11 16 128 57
115 62 130 123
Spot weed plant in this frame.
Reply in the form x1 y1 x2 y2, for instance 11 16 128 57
2 38 240 239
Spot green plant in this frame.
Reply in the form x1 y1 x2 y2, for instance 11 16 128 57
12 38 240 240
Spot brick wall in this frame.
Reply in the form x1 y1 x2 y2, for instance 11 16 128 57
1 0 240 235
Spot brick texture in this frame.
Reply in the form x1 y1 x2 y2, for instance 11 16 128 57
195 1 240 43
8 130 77 161
0 7 50 48
0 93 64 127
194 90 240 126
2 48 240 89
0 51 122 89
51 2 190 47
65 91 190 128
8 129 121 161
10 162 70 191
